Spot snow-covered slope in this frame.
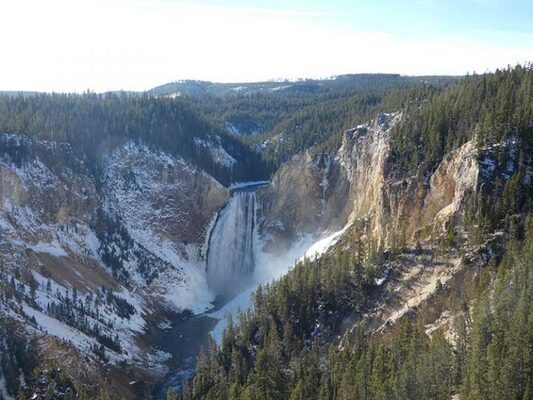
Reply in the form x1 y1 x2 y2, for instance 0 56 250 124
101 142 228 312
0 134 229 377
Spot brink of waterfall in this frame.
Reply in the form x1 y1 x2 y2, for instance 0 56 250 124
206 190 257 299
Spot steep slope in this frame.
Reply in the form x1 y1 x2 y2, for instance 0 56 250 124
104 142 226 245
98 141 228 311
0 93 270 186
0 133 231 398
260 111 496 251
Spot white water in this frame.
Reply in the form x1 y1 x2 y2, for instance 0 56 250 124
205 184 350 343
157 190 348 397
209 224 350 344
206 191 257 298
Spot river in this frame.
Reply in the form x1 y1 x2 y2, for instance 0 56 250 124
153 182 268 399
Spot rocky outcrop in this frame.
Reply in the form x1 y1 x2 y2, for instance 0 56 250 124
259 152 341 244
335 112 401 241
103 142 228 245
396 140 478 240
0 134 98 231
260 112 481 248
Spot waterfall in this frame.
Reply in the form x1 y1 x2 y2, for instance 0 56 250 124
206 190 257 298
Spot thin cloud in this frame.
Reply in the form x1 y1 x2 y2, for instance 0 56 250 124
0 0 531 92
167 1 339 18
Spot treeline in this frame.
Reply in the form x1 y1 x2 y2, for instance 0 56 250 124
0 93 270 185
387 64 533 178
185 74 455 168
189 93 313 137
187 74 413 132
253 92 385 165
152 74 454 99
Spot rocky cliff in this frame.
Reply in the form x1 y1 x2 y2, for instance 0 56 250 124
260 112 485 250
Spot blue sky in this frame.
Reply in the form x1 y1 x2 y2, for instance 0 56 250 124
199 0 533 34
1 0 531 92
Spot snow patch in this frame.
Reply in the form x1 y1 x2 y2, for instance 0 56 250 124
208 288 255 344
22 304 118 359
375 268 390 286
228 180 269 190
194 138 237 168
126 227 214 314
0 375 15 400
28 240 68 257
270 84 293 92
300 225 349 261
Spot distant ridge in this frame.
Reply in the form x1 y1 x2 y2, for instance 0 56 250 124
149 73 459 97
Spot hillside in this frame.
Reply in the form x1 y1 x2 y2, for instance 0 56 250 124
151 74 457 168
0 93 270 185
149 74 455 98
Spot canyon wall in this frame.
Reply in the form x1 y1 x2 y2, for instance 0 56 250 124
260 112 481 248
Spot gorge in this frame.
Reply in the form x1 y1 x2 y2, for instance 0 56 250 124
0 67 531 400
153 184 265 397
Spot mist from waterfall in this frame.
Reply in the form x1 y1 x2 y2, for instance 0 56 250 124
206 190 257 299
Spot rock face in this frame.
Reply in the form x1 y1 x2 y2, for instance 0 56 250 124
0 134 98 230
389 140 479 242
260 112 481 248
104 142 227 245
260 152 340 244
335 112 401 242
